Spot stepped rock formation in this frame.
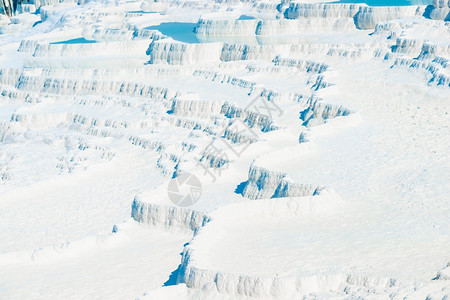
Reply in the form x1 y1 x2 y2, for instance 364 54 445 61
0 0 449 298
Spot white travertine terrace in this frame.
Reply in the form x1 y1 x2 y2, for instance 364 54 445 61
0 0 449 298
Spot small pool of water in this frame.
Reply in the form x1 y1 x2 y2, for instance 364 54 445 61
126 11 157 14
145 22 199 43
51 38 96 45
237 15 255 20
329 0 431 5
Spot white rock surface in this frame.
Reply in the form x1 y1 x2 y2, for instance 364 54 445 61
0 0 449 299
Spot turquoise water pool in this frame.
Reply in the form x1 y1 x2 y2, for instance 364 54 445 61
146 22 199 43
51 38 96 45
126 10 157 13
237 15 255 20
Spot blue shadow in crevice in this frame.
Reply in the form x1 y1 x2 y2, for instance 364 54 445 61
234 181 247 195
163 266 181 286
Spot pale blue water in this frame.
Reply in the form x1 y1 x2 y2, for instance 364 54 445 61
237 15 255 20
330 0 431 5
51 38 96 44
146 22 200 43
126 10 157 14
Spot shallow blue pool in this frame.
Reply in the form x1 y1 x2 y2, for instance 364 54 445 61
51 38 96 45
146 22 200 43
126 10 157 13
237 15 255 20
